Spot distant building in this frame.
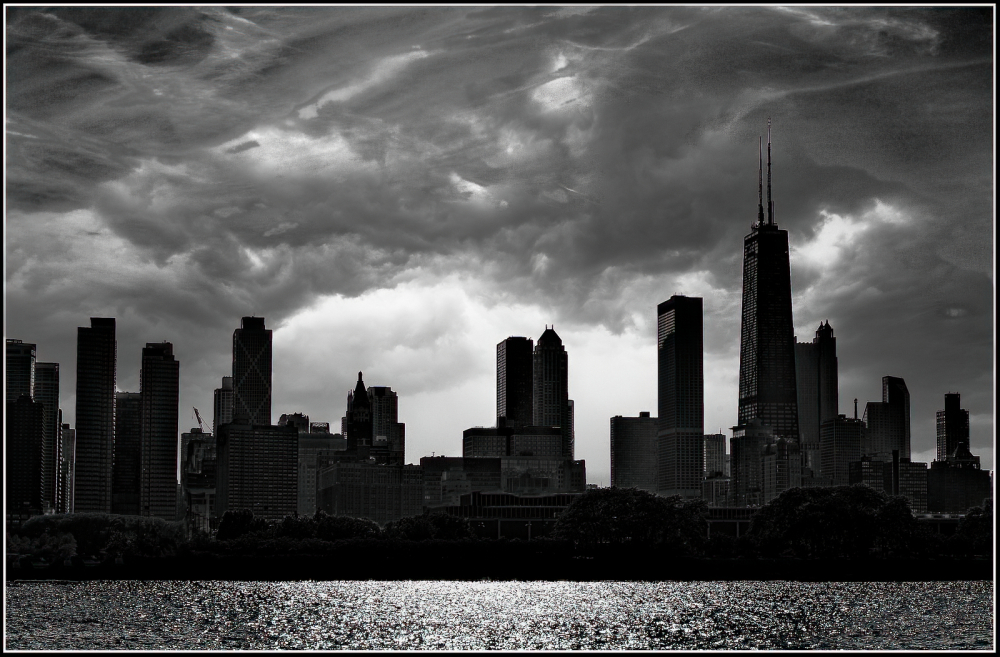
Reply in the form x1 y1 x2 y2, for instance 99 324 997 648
849 457 887 493
794 321 838 477
216 422 298 521
704 433 727 479
730 418 772 507
820 414 864 487
928 444 991 514
74 318 117 513
369 386 405 465
886 451 928 514
112 392 142 516
5 339 35 403
316 462 423 525
343 372 373 458
657 295 704 498
140 342 180 520
310 422 331 434
702 477 731 508
34 361 61 513
439 490 583 540
232 317 272 425
420 456 503 508
609 413 657 492
6 395 45 519
501 456 586 495
863 376 911 461
762 437 801 504
278 412 310 433
298 432 347 517
213 376 234 435
180 428 216 533
59 422 75 514
533 327 572 459
497 336 534 428
462 422 563 460
936 392 970 461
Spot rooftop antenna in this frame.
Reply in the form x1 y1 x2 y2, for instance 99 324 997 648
757 136 764 226
767 117 773 225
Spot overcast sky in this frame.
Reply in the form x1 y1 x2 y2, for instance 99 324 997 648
5 6 994 483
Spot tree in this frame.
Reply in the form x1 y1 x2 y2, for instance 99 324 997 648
216 509 269 541
955 498 992 557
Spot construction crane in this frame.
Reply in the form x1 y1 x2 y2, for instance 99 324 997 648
193 407 207 434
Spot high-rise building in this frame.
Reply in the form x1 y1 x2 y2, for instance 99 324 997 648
180 427 216 533
232 317 271 425
533 327 571 458
928 449 990 514
112 392 142 515
213 376 234 435
34 361 61 512
6 339 36 403
6 395 45 519
657 295 704 498
704 433 727 478
762 437 801 504
737 124 800 443
216 422 298 521
369 386 405 465
497 337 534 428
60 423 75 514
730 418 772 507
140 342 180 519
885 450 928 514
298 432 347 517
794 321 838 475
344 372 373 457
936 392 970 461
74 317 117 513
820 414 864 487
862 376 911 461
610 412 657 492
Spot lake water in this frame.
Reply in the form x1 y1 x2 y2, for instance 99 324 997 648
5 580 994 650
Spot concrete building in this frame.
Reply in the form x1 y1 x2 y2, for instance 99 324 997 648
6 395 45 520
112 392 142 516
74 318 117 513
298 432 347 517
657 295 705 498
820 414 864 487
704 433 727 479
140 342 180 520
216 423 298 521
232 317 272 425
497 336 534 428
794 321 838 477
533 327 572 459
610 412 657 492
702 477 731 507
213 376 234 435
863 376 911 461
316 462 423 525
928 444 991 514
5 339 35 403
420 456 503 508
33 361 61 513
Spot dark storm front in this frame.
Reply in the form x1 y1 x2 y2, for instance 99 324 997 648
5 581 993 650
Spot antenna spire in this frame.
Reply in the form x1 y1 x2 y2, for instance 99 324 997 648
757 136 764 225
766 117 773 225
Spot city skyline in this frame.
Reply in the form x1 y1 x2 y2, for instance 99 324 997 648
5 7 994 485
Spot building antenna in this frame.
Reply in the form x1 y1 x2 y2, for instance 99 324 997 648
757 136 764 226
767 117 773 225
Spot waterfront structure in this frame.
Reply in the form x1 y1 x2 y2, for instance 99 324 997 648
232 317 271 425
213 376 234 434
316 462 423 525
74 318 117 513
369 386 405 465
140 342 180 519
736 124 800 443
863 376 911 460
533 327 572 459
657 295 705 498
762 437 801 504
6 339 35 403
609 412 657 492
216 422 298 520
730 418 772 507
60 423 75 513
33 361 61 513
820 414 864 487
180 427 216 533
439 490 584 540
936 392 970 461
112 392 142 515
794 321 838 476
6 395 45 519
343 372 373 457
497 337 534 428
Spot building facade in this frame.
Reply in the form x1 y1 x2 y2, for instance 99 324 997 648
794 321 838 476
232 317 272 425
74 317 117 513
6 339 35 403
369 386 405 465
180 428 216 533
140 342 180 519
820 414 864 487
216 423 298 520
936 392 970 461
112 392 142 515
533 327 572 459
34 361 61 513
730 418 772 507
863 376 911 461
316 462 424 526
298 432 347 517
762 437 801 505
657 295 705 498
497 336 534 428
60 423 76 514
213 376 234 435
6 395 45 519
609 412 657 492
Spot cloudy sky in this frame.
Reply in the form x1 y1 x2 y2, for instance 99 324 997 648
5 6 994 483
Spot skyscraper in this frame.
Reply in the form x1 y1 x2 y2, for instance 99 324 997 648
737 123 799 443
74 317 117 513
344 372 373 456
60 423 76 514
6 394 45 518
497 337 534 428
232 317 271 425
794 321 838 474
657 295 704 498
6 339 35 403
112 392 142 516
820 414 864 486
370 386 405 465
936 392 970 461
34 361 61 513
610 412 657 492
213 376 234 435
140 342 180 519
863 376 911 461
533 327 571 459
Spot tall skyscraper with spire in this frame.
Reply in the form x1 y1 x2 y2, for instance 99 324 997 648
736 121 800 443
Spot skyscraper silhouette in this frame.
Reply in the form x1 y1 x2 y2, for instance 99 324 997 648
5 339 35 403
345 372 373 456
737 122 799 443
794 321 838 475
863 376 911 461
140 342 179 519
657 295 705 498
936 392 970 461
232 317 272 425
213 376 234 435
112 391 142 516
34 361 61 513
369 385 405 465
74 318 117 513
497 337 534 428
533 327 572 459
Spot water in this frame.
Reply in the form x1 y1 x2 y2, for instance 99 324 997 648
5 580 993 650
